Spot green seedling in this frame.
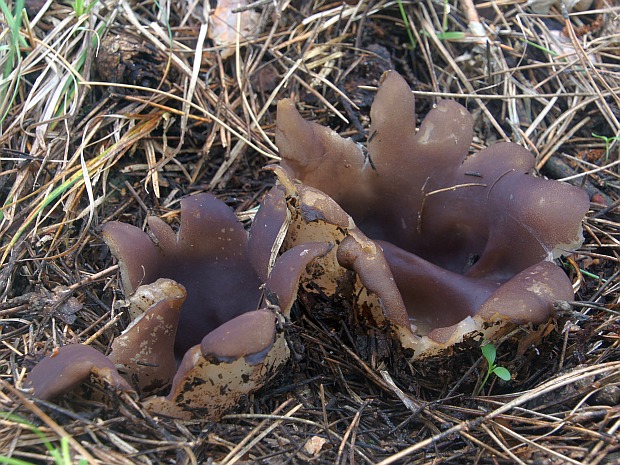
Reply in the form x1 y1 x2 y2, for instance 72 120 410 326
477 342 511 395
0 413 88 465
592 133 620 162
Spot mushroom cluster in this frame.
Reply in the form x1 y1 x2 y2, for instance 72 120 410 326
24 70 589 418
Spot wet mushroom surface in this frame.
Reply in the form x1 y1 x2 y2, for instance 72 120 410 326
275 70 590 354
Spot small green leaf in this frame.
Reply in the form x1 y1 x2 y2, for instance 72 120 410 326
481 343 496 366
493 367 511 381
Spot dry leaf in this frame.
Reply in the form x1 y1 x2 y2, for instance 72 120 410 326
209 0 260 59
304 436 327 457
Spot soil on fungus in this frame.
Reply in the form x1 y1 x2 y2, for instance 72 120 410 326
1 1 620 464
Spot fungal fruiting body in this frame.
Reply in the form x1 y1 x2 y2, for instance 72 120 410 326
25 194 328 419
24 70 589 417
274 70 589 356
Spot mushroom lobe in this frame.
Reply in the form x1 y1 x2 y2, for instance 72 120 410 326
143 309 287 420
109 278 186 395
24 344 133 400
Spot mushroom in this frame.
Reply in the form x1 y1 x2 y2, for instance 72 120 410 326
102 194 264 357
274 71 589 355
25 193 329 419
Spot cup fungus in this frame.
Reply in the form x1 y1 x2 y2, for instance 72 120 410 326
24 71 590 418
274 70 590 356
25 193 329 419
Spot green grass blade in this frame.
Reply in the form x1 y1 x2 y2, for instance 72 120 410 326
0 455 38 465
